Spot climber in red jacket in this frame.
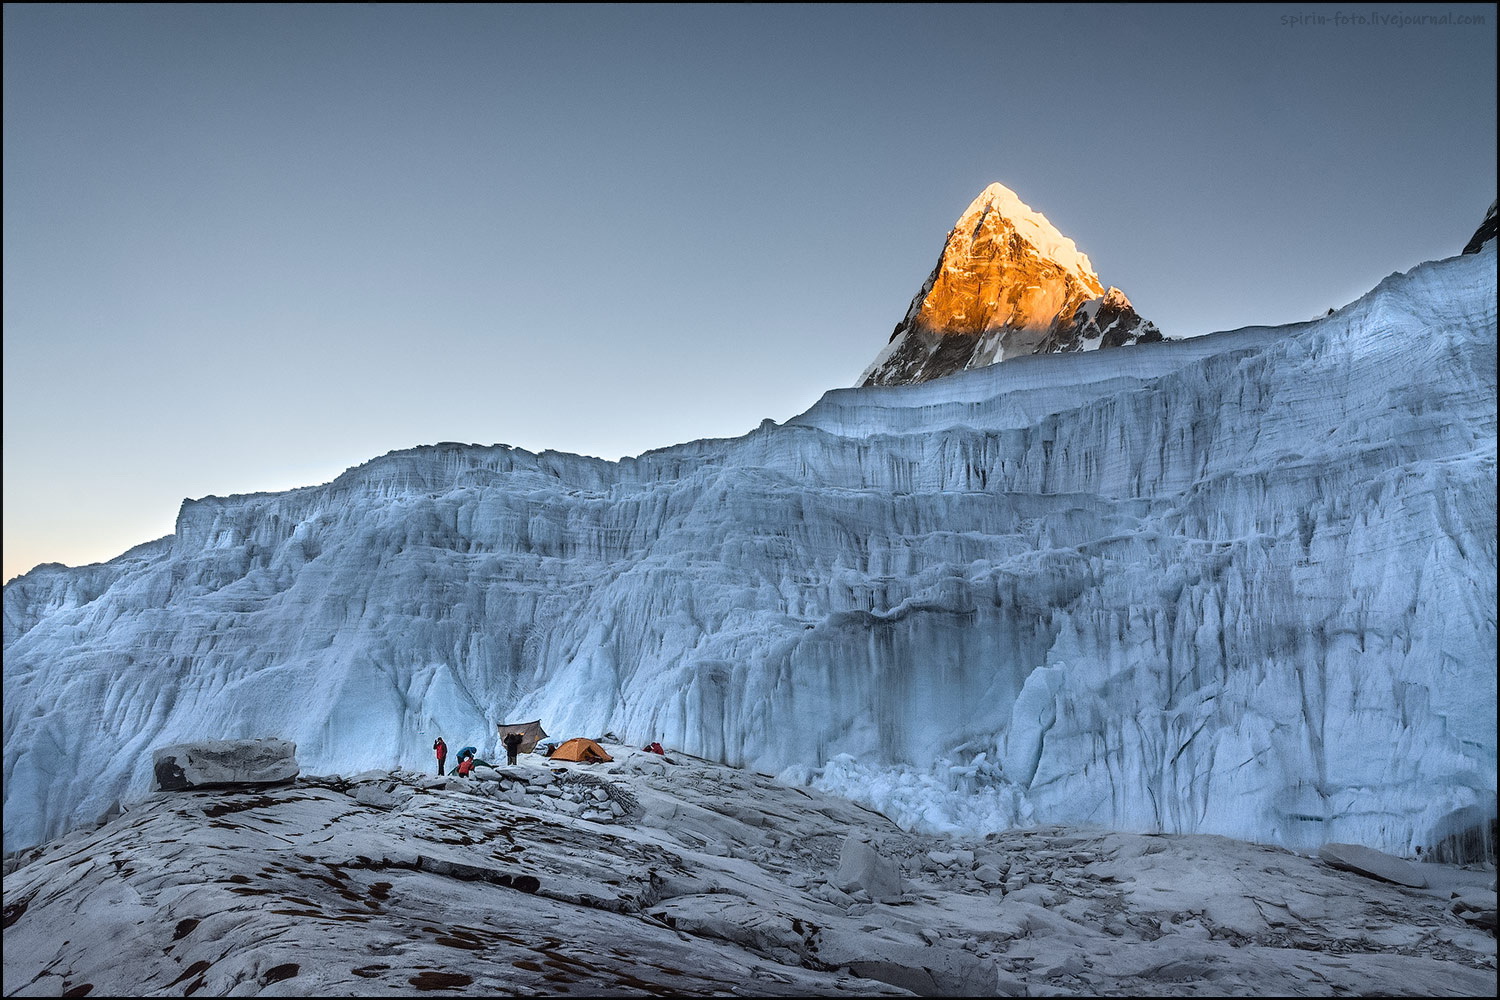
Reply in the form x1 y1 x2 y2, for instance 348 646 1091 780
433 737 448 775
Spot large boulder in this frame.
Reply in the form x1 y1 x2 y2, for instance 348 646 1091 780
152 738 299 791
832 834 903 902
1317 842 1428 888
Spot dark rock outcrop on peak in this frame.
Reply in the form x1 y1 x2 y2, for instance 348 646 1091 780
1041 286 1164 353
859 183 1163 387
1462 199 1497 254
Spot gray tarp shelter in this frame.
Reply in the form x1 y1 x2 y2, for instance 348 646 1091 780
496 719 548 754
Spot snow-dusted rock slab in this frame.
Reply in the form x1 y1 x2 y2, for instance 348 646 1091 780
1318 841 1430 887
4 749 1494 998
152 739 298 791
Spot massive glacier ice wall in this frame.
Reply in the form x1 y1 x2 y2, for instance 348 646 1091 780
4 247 1495 857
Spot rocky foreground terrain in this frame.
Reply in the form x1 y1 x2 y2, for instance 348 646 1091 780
3 743 1495 997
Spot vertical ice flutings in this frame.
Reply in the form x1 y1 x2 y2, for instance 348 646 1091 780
3 245 1495 859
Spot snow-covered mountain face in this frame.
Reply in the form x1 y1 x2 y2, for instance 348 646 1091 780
1463 198 1497 255
859 183 1162 387
4 244 1495 862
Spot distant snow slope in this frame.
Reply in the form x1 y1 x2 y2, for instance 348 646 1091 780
4 246 1495 858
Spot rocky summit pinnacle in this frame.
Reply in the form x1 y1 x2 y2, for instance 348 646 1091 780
1461 198 1497 255
858 182 1162 387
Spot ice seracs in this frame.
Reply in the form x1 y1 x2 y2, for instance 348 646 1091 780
858 183 1162 386
3 221 1494 867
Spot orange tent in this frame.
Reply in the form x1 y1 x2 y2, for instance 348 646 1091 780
548 738 613 763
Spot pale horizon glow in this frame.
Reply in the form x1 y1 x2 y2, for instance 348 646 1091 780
4 3 1496 582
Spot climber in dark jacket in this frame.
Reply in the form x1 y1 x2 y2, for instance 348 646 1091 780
503 731 524 765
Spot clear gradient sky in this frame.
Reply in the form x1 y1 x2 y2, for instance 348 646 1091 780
4 3 1496 582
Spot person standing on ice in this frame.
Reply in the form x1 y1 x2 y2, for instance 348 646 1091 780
433 737 448 776
503 731 524 766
